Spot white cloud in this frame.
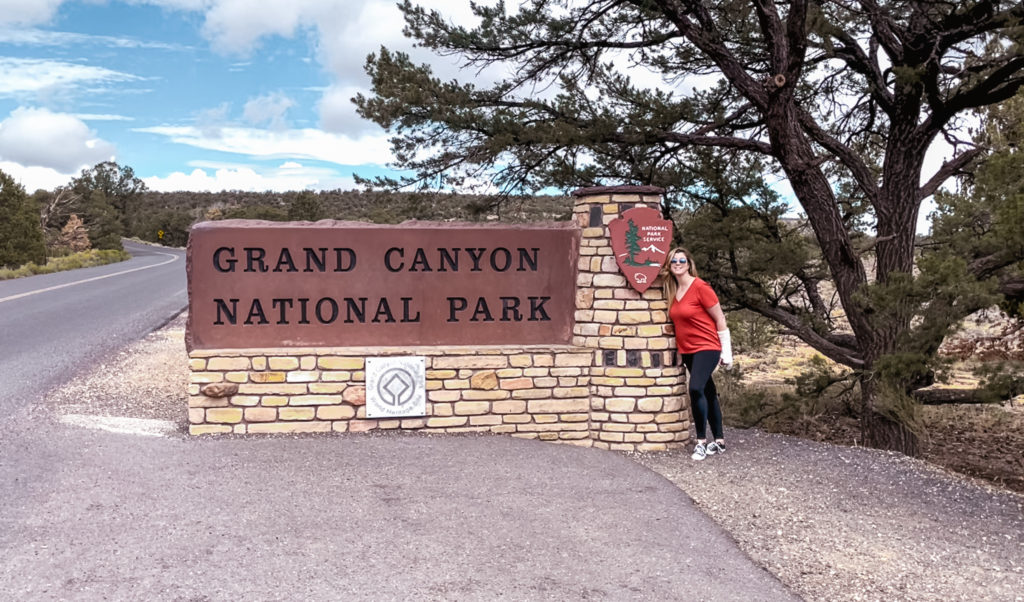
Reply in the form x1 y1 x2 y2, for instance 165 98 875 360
310 0 499 113
318 84 376 135
194 103 231 139
74 114 134 121
135 124 392 165
134 0 474 62
131 0 211 11
0 161 75 192
0 0 64 26
0 27 187 50
243 92 295 130
0 57 139 97
144 164 355 192
314 0 405 82
0 107 116 172
199 0 329 55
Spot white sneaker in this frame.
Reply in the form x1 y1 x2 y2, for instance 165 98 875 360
691 442 707 461
706 441 725 455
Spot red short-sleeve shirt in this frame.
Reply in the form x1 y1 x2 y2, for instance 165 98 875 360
669 278 722 353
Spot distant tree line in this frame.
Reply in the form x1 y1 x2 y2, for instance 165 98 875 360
0 160 573 268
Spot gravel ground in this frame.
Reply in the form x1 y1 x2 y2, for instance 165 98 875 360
44 312 191 427
633 435 1024 601
45 312 1024 601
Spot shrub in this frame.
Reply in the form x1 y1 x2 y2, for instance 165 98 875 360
0 249 130 280
287 191 325 221
728 310 778 354
0 170 46 268
129 207 195 246
58 214 92 252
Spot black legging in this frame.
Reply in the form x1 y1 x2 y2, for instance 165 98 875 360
681 350 723 440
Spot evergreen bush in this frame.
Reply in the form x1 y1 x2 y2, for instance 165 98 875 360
0 170 46 269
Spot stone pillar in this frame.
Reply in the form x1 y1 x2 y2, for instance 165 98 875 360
572 186 689 451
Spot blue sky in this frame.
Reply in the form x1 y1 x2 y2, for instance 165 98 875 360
0 0 466 193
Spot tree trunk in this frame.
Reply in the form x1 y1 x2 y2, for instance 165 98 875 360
862 410 920 456
860 378 920 457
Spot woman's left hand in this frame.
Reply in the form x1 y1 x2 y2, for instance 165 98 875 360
717 328 733 368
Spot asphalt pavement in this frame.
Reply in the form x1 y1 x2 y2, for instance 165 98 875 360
0 241 797 600
1 426 797 600
0 240 187 412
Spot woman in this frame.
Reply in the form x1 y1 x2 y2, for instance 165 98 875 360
661 247 733 460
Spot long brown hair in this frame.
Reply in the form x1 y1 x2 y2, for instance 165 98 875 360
660 247 699 302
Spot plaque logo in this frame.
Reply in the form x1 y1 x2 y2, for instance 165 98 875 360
607 207 673 293
366 357 426 418
377 367 415 408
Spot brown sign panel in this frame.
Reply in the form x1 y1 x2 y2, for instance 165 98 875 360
607 207 673 293
186 220 580 350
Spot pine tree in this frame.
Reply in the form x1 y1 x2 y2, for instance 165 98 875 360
80 190 123 251
356 0 1024 455
931 92 1024 319
287 191 325 221
0 169 46 269
624 219 642 266
69 161 147 248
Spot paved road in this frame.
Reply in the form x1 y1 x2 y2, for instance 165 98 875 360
0 240 187 412
0 241 796 600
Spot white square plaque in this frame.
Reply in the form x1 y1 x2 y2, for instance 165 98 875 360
366 356 427 419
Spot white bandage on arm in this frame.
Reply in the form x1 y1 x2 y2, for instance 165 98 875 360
717 329 733 365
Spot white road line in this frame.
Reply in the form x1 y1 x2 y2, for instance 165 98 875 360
0 251 180 304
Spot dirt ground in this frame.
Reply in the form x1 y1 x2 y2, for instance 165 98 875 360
729 394 1024 494
731 310 1024 494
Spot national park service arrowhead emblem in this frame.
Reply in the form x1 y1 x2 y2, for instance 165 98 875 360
607 207 673 293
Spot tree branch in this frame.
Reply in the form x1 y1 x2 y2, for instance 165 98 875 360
659 132 774 154
647 0 770 108
748 301 865 368
826 28 895 114
917 147 984 202
913 388 1002 405
751 0 786 76
970 252 1024 281
784 0 809 79
935 60 1024 125
794 107 880 205
997 272 1024 300
857 0 905 64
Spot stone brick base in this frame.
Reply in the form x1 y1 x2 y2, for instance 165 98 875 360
188 345 689 451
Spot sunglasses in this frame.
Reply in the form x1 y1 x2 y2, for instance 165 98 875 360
670 258 688 264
